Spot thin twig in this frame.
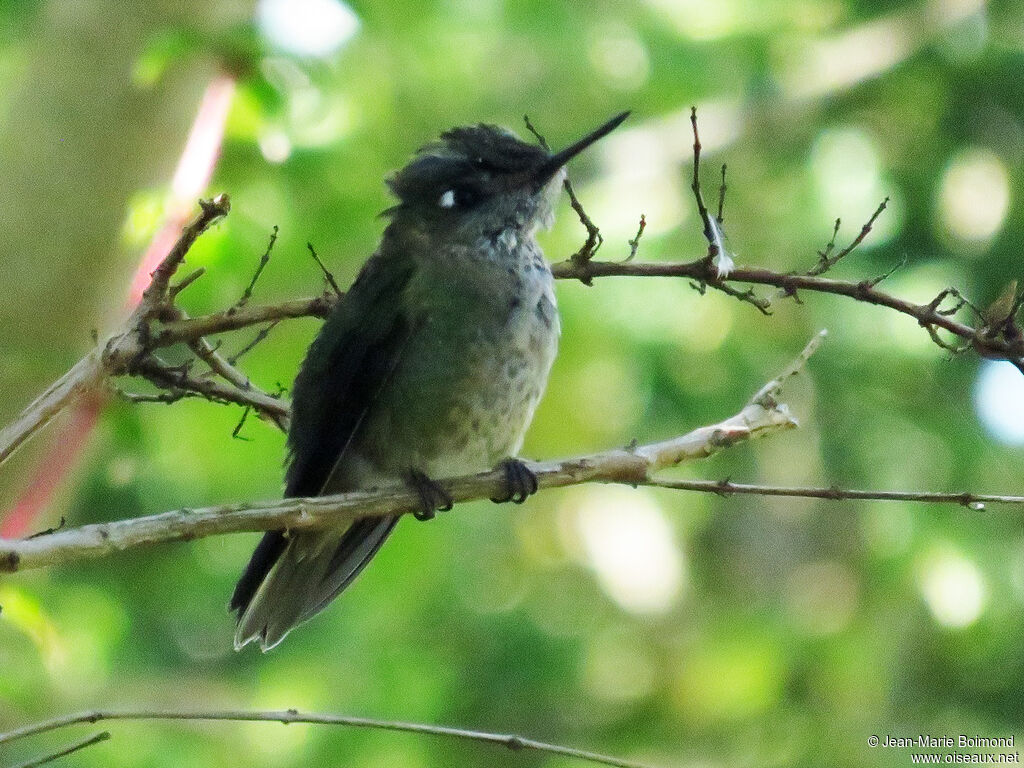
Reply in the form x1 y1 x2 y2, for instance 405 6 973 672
716 163 727 224
689 107 712 240
815 218 841 270
647 478 1016 509
624 215 646 262
688 109 741 290
0 711 650 768
26 517 65 540
9 731 110 768
143 195 230 304
565 186 605 270
862 256 905 290
169 267 206 300
231 225 278 311
522 114 551 152
133 358 290 431
695 278 771 314
227 321 279 366
306 243 342 296
807 198 889 276
190 336 250 389
232 407 253 441
112 387 199 406
167 305 287 431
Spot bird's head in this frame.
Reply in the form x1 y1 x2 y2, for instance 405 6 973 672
385 112 629 238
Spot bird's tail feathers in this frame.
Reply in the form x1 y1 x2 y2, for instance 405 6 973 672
233 515 399 651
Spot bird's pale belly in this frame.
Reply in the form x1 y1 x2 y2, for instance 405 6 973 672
423 344 551 478
351 284 558 483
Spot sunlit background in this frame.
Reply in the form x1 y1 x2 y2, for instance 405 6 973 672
0 0 1022 766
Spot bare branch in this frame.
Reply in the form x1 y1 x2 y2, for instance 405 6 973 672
689 106 713 241
226 321 279 366
189 335 253 391
168 267 205 300
716 163 727 224
0 196 231 469
647 479 1018 509
132 358 290 430
549 257 1024 367
0 710 650 768
0 337 814 573
3 173 1018 484
0 351 107 466
231 406 254 441
153 297 335 347
161 298 288 431
151 246 1022 370
142 195 230 305
9 731 110 768
817 217 841 268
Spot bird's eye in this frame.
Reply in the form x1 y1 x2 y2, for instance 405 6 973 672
454 186 480 207
438 189 455 208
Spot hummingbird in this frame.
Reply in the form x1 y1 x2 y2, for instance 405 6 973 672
231 111 630 651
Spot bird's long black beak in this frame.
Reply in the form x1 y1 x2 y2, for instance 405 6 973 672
532 110 631 185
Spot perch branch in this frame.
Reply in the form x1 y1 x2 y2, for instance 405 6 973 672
0 335 816 573
4 111 1022 492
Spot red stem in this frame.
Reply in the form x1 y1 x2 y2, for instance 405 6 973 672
1 74 236 538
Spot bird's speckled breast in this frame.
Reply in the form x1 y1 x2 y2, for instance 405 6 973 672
351 231 559 482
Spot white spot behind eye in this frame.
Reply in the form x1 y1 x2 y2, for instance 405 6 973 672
439 189 455 208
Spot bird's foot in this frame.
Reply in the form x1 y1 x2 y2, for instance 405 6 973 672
491 458 539 504
407 469 453 521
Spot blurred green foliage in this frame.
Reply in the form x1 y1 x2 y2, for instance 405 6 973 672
1 0 1023 766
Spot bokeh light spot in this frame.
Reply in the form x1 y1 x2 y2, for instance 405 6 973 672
974 360 1024 444
257 0 359 58
811 126 896 246
939 147 1010 243
588 23 650 91
259 130 292 163
918 547 986 628
569 486 685 614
